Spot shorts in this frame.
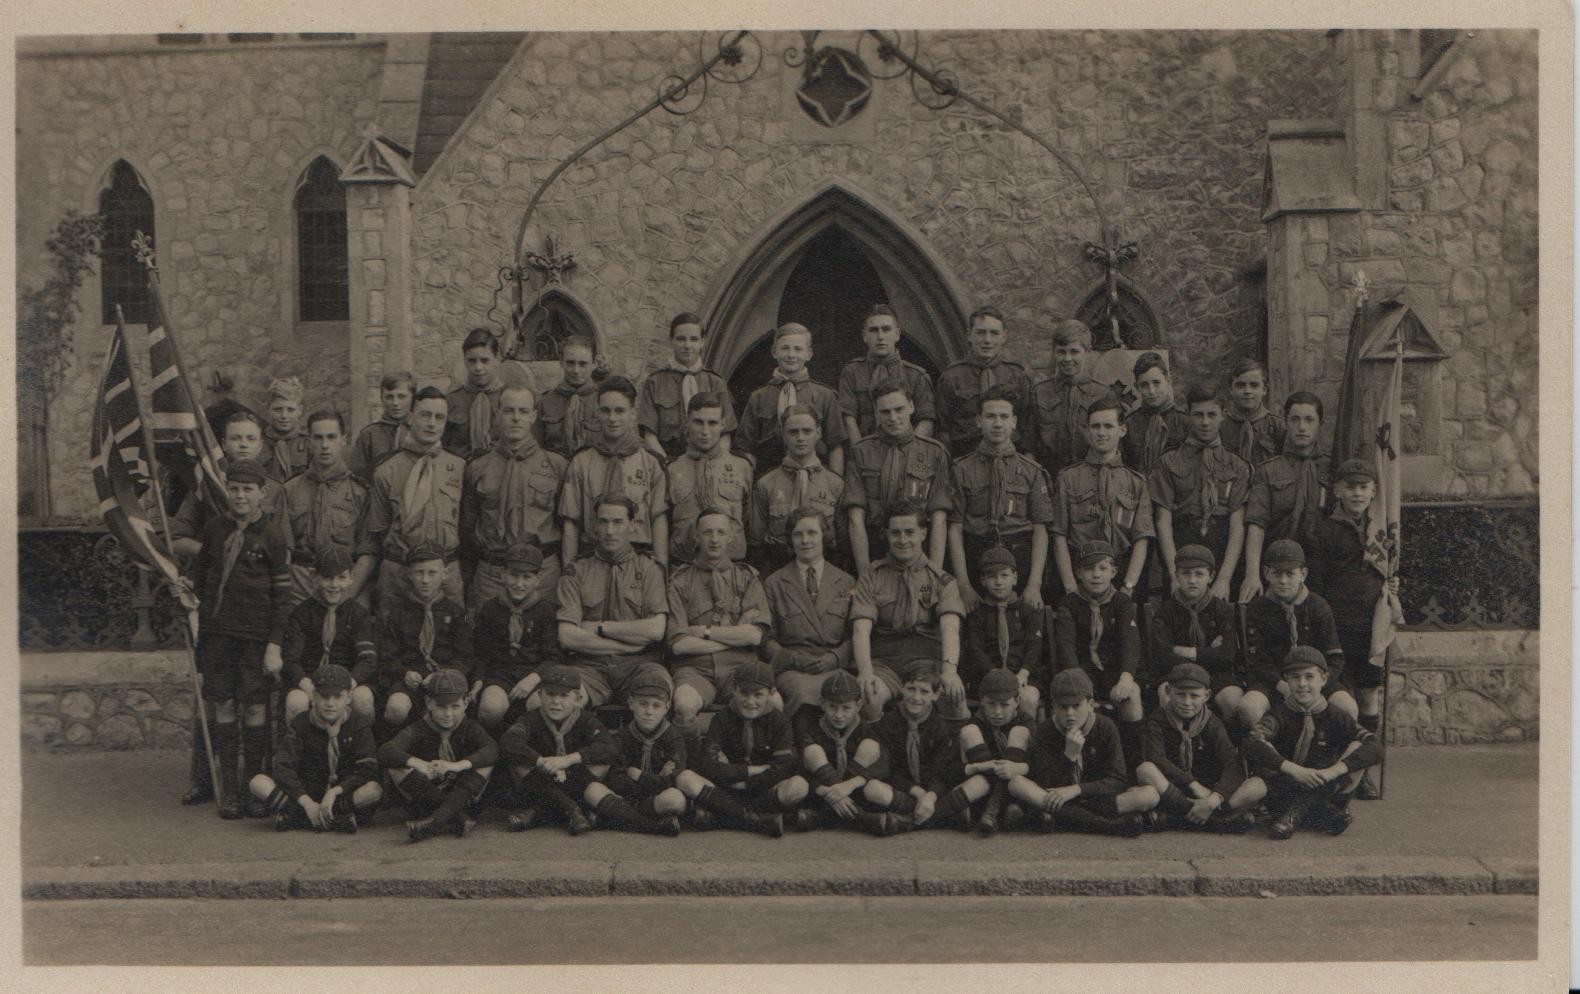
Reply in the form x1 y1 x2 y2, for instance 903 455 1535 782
564 654 671 708
723 777 797 814
483 664 547 693
1336 630 1393 690
197 632 273 705
672 650 758 710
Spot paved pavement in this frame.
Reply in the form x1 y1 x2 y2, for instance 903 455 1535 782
24 894 1538 965
21 745 1538 899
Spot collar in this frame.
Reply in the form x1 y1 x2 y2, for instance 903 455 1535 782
495 437 541 461
966 354 1002 370
668 359 705 375
1143 400 1176 417
1282 441 1319 460
1084 450 1123 467
866 352 902 369
692 555 734 573
595 544 636 567
555 380 596 397
884 554 931 574
781 455 823 473
1227 406 1267 425
796 558 826 582
976 440 1017 459
1076 584 1117 608
1184 436 1222 451
377 414 408 427
984 593 1020 608
307 459 352 483
770 368 810 384
593 432 642 459
463 378 501 395
878 429 916 447
686 446 725 462
264 425 301 442
307 708 346 737
502 590 542 612
401 436 443 459
1272 584 1311 608
1172 586 1215 613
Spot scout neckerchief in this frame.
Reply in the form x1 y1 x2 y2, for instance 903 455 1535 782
865 352 904 403
412 587 446 670
592 431 642 504
555 380 597 454
1225 406 1268 465
877 427 915 503
667 359 705 411
819 715 857 777
632 718 671 773
423 713 458 762
1171 585 1214 649
735 707 757 761
1139 401 1176 471
685 446 724 513
461 379 502 453
398 436 444 539
1063 709 1099 782
504 590 539 655
1165 704 1212 774
770 368 810 419
1074 583 1117 670
1182 435 1226 536
781 454 823 511
1051 373 1089 455
692 555 742 622
545 707 582 757
967 354 1001 394
266 424 303 481
594 544 636 623
1281 691 1329 766
976 439 1017 531
1083 449 1124 548
888 556 931 634
903 704 933 783
1280 440 1323 541
1271 584 1311 647
306 458 352 560
493 436 541 547
308 707 347 786
214 507 262 613
984 592 1018 669
316 588 347 670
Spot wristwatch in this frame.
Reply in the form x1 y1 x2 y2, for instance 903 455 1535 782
597 623 605 638
704 625 713 641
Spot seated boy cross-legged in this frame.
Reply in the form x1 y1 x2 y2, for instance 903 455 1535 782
1135 661 1258 833
864 658 961 828
953 669 1035 836
675 662 804 836
251 664 382 833
1240 646 1383 840
601 670 691 828
1011 669 1161 837
795 671 905 836
378 669 497 843
474 543 560 731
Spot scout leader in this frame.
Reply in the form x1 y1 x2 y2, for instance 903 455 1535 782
1148 382 1251 599
666 392 752 565
281 409 369 610
445 327 509 459
841 383 953 576
935 305 1033 458
1220 357 1286 467
746 403 846 578
458 382 568 611
761 507 858 721
348 370 414 485
639 312 737 460
535 336 603 459
734 322 846 477
836 303 937 444
946 383 1055 609
355 386 467 611
261 376 312 483
1239 389 1330 603
1029 319 1114 475
558 375 670 564
1051 396 1154 601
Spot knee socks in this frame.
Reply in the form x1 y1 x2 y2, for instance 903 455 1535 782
212 722 240 795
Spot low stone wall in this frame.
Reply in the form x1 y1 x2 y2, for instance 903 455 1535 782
20 632 1539 751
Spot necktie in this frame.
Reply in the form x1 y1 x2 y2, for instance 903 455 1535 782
894 563 921 634
978 441 1015 530
1076 585 1117 670
903 715 923 782
996 602 1011 669
468 384 496 453
771 369 808 420
1060 379 1083 453
319 597 340 670
399 442 442 539
215 510 261 613
806 565 818 600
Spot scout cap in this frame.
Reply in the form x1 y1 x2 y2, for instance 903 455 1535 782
226 459 268 486
1281 645 1329 675
978 669 1020 703
404 541 448 567
1263 539 1306 569
1075 541 1116 568
820 670 862 704
503 543 544 573
1049 668 1095 703
1335 458 1377 483
1164 661 1211 690
979 546 1017 575
627 668 672 701
314 547 355 578
538 665 582 694
899 657 941 687
428 668 469 704
733 661 775 693
1174 544 1216 572
311 664 353 693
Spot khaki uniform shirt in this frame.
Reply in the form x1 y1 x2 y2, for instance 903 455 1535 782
667 448 752 562
850 557 965 643
748 460 845 559
1148 442 1251 534
263 428 312 483
637 367 737 459
445 382 506 459
1030 375 1114 473
556 549 668 627
666 559 771 668
559 444 669 548
1221 408 1287 467
282 468 367 567
734 378 846 470
936 357 1033 456
535 382 603 459
1052 455 1155 558
459 442 568 561
836 356 937 438
949 447 1056 539
841 434 953 529
1246 451 1331 544
356 447 467 562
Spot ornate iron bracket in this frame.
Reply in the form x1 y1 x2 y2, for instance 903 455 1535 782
492 235 580 357
1081 224 1139 350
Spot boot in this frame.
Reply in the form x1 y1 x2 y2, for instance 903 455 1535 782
182 720 214 805
1266 793 1320 840
1200 808 1258 834
852 810 900 837
508 807 542 832
326 794 358 834
696 785 777 835
1054 804 1144 838
1356 714 1383 800
1311 793 1355 836
594 795 681 837
241 726 273 818
429 771 485 835
1002 803 1026 831
274 803 308 832
214 723 244 820
928 786 974 831
688 807 717 831
1158 785 1196 817
976 782 1007 837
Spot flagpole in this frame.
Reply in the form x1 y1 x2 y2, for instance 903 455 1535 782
117 305 223 809
1378 317 1405 800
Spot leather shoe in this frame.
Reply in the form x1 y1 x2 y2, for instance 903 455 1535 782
508 808 540 832
181 783 214 806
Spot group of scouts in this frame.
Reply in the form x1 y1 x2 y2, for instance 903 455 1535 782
169 304 1389 844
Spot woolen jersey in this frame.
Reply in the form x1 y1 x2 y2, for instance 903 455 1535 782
1026 713 1129 795
792 710 888 785
376 593 471 687
273 710 380 800
1143 595 1238 686
697 707 797 786
279 596 378 687
605 721 690 795
498 708 619 767
188 513 293 643
1140 706 1244 798
471 594 561 682
960 598 1047 689
377 715 498 770
871 705 956 795
1243 697 1382 777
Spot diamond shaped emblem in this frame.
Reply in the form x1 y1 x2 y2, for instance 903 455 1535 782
796 47 873 128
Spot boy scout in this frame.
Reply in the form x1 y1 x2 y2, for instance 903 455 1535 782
473 543 560 730
667 393 752 564
667 507 772 734
762 507 856 720
380 668 497 842
850 499 966 721
836 303 936 443
1239 539 1352 731
355 386 467 611
1052 398 1154 599
936 305 1033 457
170 410 288 560
251 664 382 833
734 322 846 476
947 384 1054 607
445 327 508 459
1145 544 1242 717
747 404 846 577
278 548 377 724
1012 669 1161 836
1240 390 1329 603
1241 646 1382 839
675 662 805 836
1306 458 1399 799
179 459 293 818
1051 541 1146 762
282 409 369 608
377 544 473 731
602 670 691 825
559 376 670 564
459 383 568 610
1136 661 1257 832
262 376 312 482
1121 351 1188 476
639 312 736 460
1029 319 1113 473
1149 382 1251 597
959 547 1045 721
842 384 953 575
862 658 962 827
348 370 414 484
555 494 673 708
1220 357 1286 467
795 671 904 835
955 669 1035 835
536 336 603 458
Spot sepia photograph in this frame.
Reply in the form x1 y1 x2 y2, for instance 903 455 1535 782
7 9 1568 986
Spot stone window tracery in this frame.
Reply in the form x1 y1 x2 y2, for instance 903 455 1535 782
294 156 350 322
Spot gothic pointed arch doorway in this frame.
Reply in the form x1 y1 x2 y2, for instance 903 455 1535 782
701 184 967 418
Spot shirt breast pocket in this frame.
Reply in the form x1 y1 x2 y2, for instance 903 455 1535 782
1067 488 1100 524
961 477 991 517
1004 481 1031 520
653 391 684 432
1266 476 1295 514
1114 489 1139 530
329 493 360 532
527 471 559 511
903 466 933 502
